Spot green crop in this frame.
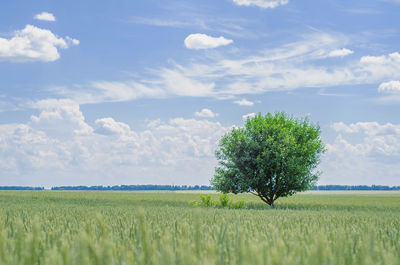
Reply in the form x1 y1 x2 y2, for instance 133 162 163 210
0 191 399 265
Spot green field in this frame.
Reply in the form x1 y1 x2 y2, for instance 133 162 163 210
0 191 399 265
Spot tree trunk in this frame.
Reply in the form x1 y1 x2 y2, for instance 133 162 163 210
257 193 275 207
267 198 275 207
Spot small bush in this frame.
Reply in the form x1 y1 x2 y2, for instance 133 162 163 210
218 194 231 208
192 194 246 209
199 194 215 207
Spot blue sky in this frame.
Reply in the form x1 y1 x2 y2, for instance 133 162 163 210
1 0 400 187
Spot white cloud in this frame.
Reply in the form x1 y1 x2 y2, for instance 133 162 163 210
242 113 256 121
234 98 254 106
51 81 166 104
360 55 388 64
157 68 216 96
375 80 400 103
331 121 400 137
95 118 132 136
128 16 206 29
66 36 80 46
232 0 289 8
184 33 233 50
360 52 400 66
30 99 93 138
0 100 230 186
52 33 341 102
0 25 79 62
34 12 56 22
2 99 400 186
127 14 256 39
320 121 400 185
328 48 354 57
378 80 400 93
176 33 360 94
48 33 400 104
0 124 68 172
51 70 214 104
194 108 217 118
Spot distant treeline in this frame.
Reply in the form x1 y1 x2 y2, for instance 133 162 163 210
51 185 213 191
1 185 399 191
313 185 400 191
0 186 44 190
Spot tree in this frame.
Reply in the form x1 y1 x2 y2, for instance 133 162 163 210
211 112 325 206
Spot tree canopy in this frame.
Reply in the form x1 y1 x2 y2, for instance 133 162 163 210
211 112 325 206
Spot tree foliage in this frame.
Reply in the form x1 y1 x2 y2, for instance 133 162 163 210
211 112 325 206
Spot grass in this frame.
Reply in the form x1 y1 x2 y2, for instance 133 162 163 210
0 191 399 265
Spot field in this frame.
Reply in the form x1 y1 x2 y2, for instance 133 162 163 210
0 191 399 265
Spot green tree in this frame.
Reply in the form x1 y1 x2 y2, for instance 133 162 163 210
211 112 325 206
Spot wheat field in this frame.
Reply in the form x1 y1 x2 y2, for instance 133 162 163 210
0 191 399 265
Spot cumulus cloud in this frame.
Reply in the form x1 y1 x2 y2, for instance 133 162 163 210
95 118 132 136
184 33 233 49
34 12 56 22
331 121 400 137
242 113 256 121
378 81 400 93
328 48 354 57
0 100 229 186
232 0 289 8
2 99 400 186
30 99 93 138
234 98 254 106
0 25 79 62
194 108 217 118
360 52 400 64
321 121 400 185
0 124 67 172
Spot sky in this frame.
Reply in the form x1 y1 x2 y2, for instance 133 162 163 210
1 0 400 187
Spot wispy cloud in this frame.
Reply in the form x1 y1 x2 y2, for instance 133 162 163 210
126 14 256 38
328 48 354 57
0 100 20 112
343 8 382 15
49 81 167 104
232 0 289 9
49 32 400 104
127 16 207 29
